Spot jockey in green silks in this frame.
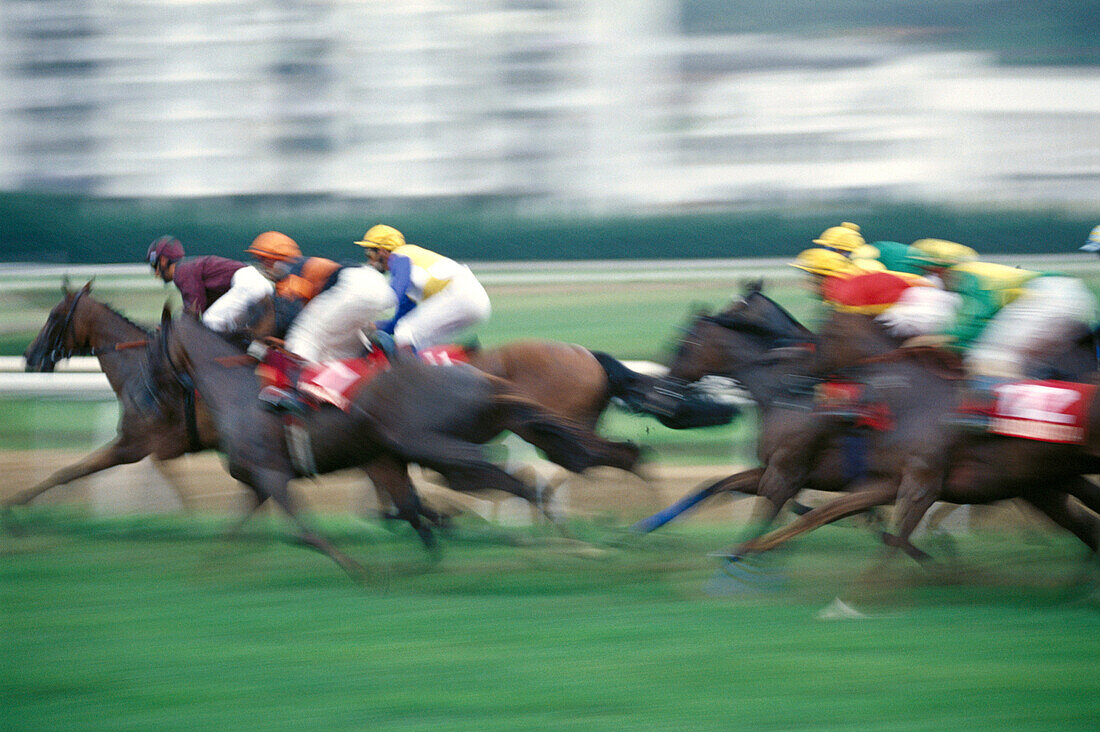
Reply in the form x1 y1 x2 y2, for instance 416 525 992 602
910 239 1096 380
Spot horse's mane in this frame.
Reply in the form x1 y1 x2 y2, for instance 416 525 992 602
707 290 813 343
76 291 154 337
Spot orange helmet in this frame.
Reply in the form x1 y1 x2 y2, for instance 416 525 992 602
247 231 301 262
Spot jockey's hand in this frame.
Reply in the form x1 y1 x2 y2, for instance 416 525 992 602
901 334 954 349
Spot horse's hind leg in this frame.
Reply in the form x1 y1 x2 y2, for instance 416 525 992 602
737 479 899 555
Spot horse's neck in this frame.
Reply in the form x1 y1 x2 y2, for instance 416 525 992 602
84 302 149 388
726 351 811 411
176 319 260 413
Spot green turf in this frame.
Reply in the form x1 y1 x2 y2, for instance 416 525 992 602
3 514 1099 730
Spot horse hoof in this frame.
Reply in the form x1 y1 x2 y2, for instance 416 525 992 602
816 597 869 621
703 555 786 596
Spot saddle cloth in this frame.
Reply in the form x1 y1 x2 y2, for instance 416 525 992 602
988 379 1096 445
298 344 472 411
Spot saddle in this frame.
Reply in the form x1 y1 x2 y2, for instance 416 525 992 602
255 340 474 413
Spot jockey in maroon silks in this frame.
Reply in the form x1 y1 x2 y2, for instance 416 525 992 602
146 235 272 329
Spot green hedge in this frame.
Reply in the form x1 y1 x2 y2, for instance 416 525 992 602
1 191 1097 263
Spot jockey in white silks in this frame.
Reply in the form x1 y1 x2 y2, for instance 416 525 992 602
205 231 396 363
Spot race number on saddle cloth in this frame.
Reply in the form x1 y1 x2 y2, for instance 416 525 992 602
356 225 490 351
987 379 1096 445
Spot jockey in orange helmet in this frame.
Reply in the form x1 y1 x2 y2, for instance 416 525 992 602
244 231 396 363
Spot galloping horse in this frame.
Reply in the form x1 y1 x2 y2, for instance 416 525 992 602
736 310 1100 563
634 288 850 538
10 282 219 511
148 310 641 576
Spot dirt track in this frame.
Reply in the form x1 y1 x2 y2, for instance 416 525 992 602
0 449 759 525
1 449 1049 533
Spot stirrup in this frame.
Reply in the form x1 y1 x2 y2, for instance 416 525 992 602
259 385 306 416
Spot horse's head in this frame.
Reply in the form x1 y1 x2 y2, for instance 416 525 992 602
24 281 94 372
667 290 813 383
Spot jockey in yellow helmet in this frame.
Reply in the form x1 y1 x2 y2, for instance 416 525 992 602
356 224 490 352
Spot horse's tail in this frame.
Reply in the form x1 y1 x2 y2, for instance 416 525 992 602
590 350 740 429
491 388 641 473
590 350 656 410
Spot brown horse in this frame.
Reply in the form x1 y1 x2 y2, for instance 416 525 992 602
148 309 641 576
736 311 1100 565
10 282 219 512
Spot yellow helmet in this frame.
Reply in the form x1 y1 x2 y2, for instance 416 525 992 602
355 224 406 251
813 222 865 252
789 248 858 277
910 238 978 268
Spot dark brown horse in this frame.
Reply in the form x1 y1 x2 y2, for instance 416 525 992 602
633 289 851 538
148 309 641 576
736 311 1100 565
10 282 219 511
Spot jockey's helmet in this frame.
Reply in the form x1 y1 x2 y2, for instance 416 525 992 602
247 231 301 262
789 247 858 277
355 224 406 251
147 235 184 267
910 238 978 268
813 222 865 252
1080 224 1100 254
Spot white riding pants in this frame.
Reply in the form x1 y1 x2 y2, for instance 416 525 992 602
967 276 1097 378
393 266 491 350
285 266 396 362
201 265 274 332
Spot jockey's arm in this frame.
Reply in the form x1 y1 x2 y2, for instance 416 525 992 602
202 265 274 331
379 254 417 332
942 271 1002 350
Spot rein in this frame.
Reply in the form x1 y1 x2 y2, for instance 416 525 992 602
854 345 966 380
45 288 149 363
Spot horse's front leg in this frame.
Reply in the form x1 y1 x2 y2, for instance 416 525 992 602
4 437 148 510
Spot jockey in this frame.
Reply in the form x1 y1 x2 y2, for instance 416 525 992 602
813 222 868 256
146 235 273 326
850 240 927 275
912 252 1095 380
355 224 490 352
246 231 396 363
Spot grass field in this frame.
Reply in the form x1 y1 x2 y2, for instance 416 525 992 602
3 514 1100 730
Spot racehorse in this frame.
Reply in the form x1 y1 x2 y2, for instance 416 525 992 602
10 282 219 512
242 293 731 525
148 309 642 577
633 288 853 539
735 310 1100 564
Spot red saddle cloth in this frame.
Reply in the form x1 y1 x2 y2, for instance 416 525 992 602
296 344 472 411
814 380 895 431
988 380 1096 444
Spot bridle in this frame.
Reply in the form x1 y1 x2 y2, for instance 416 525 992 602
36 288 149 369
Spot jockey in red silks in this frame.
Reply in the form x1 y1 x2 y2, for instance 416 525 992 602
146 235 272 328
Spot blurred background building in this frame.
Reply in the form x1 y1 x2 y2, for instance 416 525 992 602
1 0 1098 213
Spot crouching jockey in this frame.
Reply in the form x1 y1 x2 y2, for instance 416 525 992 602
920 257 1095 383
244 231 396 413
356 224 490 353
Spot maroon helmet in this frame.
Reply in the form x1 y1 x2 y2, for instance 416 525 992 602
146 235 184 267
